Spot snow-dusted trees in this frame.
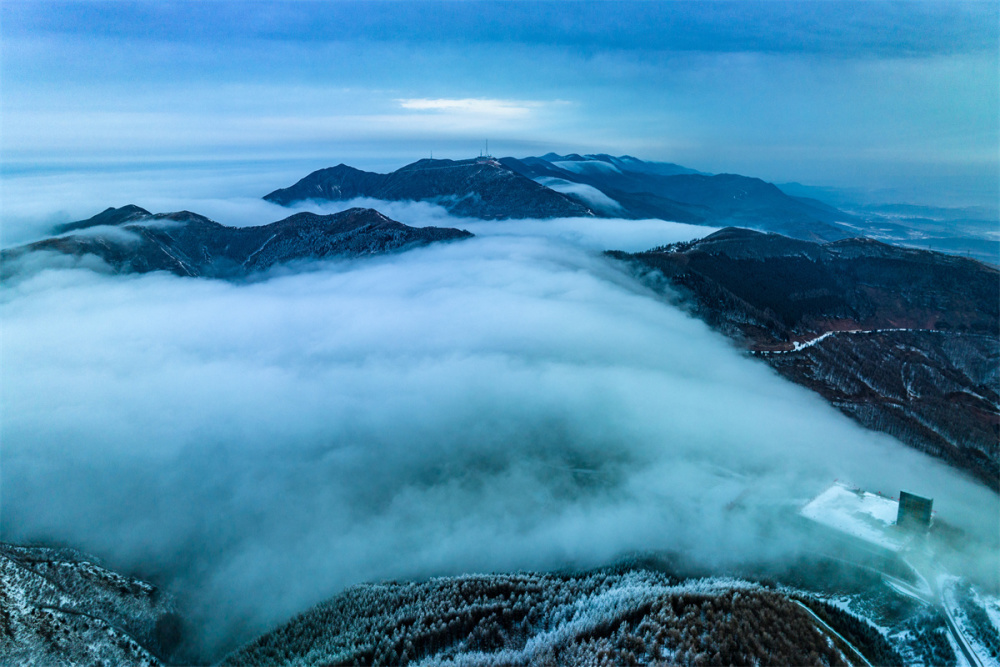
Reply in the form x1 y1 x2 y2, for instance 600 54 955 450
222 570 889 666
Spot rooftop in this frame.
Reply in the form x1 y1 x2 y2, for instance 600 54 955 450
800 483 910 552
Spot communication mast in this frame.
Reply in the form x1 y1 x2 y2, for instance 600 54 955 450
477 139 496 165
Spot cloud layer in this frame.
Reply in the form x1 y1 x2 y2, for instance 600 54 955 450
3 210 997 660
0 167 706 252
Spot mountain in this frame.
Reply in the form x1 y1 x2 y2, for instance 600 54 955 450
502 154 857 242
16 540 976 667
2 206 473 279
775 184 1000 267
0 542 180 665
536 152 704 177
220 569 903 667
52 203 153 234
261 152 894 242
263 158 596 219
609 228 1000 489
265 153 861 241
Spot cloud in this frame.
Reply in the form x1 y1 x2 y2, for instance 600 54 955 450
0 167 701 252
535 176 626 215
55 223 143 243
2 207 997 661
398 98 545 119
4 6 995 206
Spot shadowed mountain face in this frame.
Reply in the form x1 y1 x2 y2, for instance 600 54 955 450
263 158 596 219
264 153 996 260
2 206 473 279
610 228 1000 488
501 154 856 241
265 154 857 241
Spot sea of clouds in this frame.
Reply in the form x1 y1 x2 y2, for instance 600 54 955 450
2 167 997 660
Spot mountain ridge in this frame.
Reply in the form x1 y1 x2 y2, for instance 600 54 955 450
609 228 1000 488
265 154 859 242
263 158 595 220
1 542 180 665
501 155 856 241
2 206 473 279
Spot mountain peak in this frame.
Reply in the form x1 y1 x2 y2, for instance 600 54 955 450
53 204 152 234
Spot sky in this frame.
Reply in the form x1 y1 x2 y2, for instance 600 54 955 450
2 1 998 207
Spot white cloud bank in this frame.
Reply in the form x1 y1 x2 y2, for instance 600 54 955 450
0 167 703 252
2 201 997 661
535 176 626 215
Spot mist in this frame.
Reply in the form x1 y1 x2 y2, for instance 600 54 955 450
0 165 712 253
3 205 998 660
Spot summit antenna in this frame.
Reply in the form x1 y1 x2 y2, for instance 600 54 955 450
477 140 495 164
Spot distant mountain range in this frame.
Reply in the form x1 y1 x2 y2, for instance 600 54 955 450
776 189 1000 267
265 154 858 242
2 206 472 279
503 153 855 241
264 157 595 220
610 228 1000 488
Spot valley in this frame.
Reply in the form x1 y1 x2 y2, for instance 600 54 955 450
3 154 997 666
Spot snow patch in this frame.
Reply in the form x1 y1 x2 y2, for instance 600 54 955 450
800 483 905 551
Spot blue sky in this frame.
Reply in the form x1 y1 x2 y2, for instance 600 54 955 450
2 1 998 204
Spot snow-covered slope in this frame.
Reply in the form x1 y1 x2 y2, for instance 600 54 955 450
221 569 901 667
0 543 180 665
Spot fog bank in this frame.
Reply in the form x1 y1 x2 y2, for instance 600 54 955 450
0 165 715 255
3 216 997 660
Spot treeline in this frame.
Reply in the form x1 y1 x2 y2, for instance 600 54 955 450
223 571 882 666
